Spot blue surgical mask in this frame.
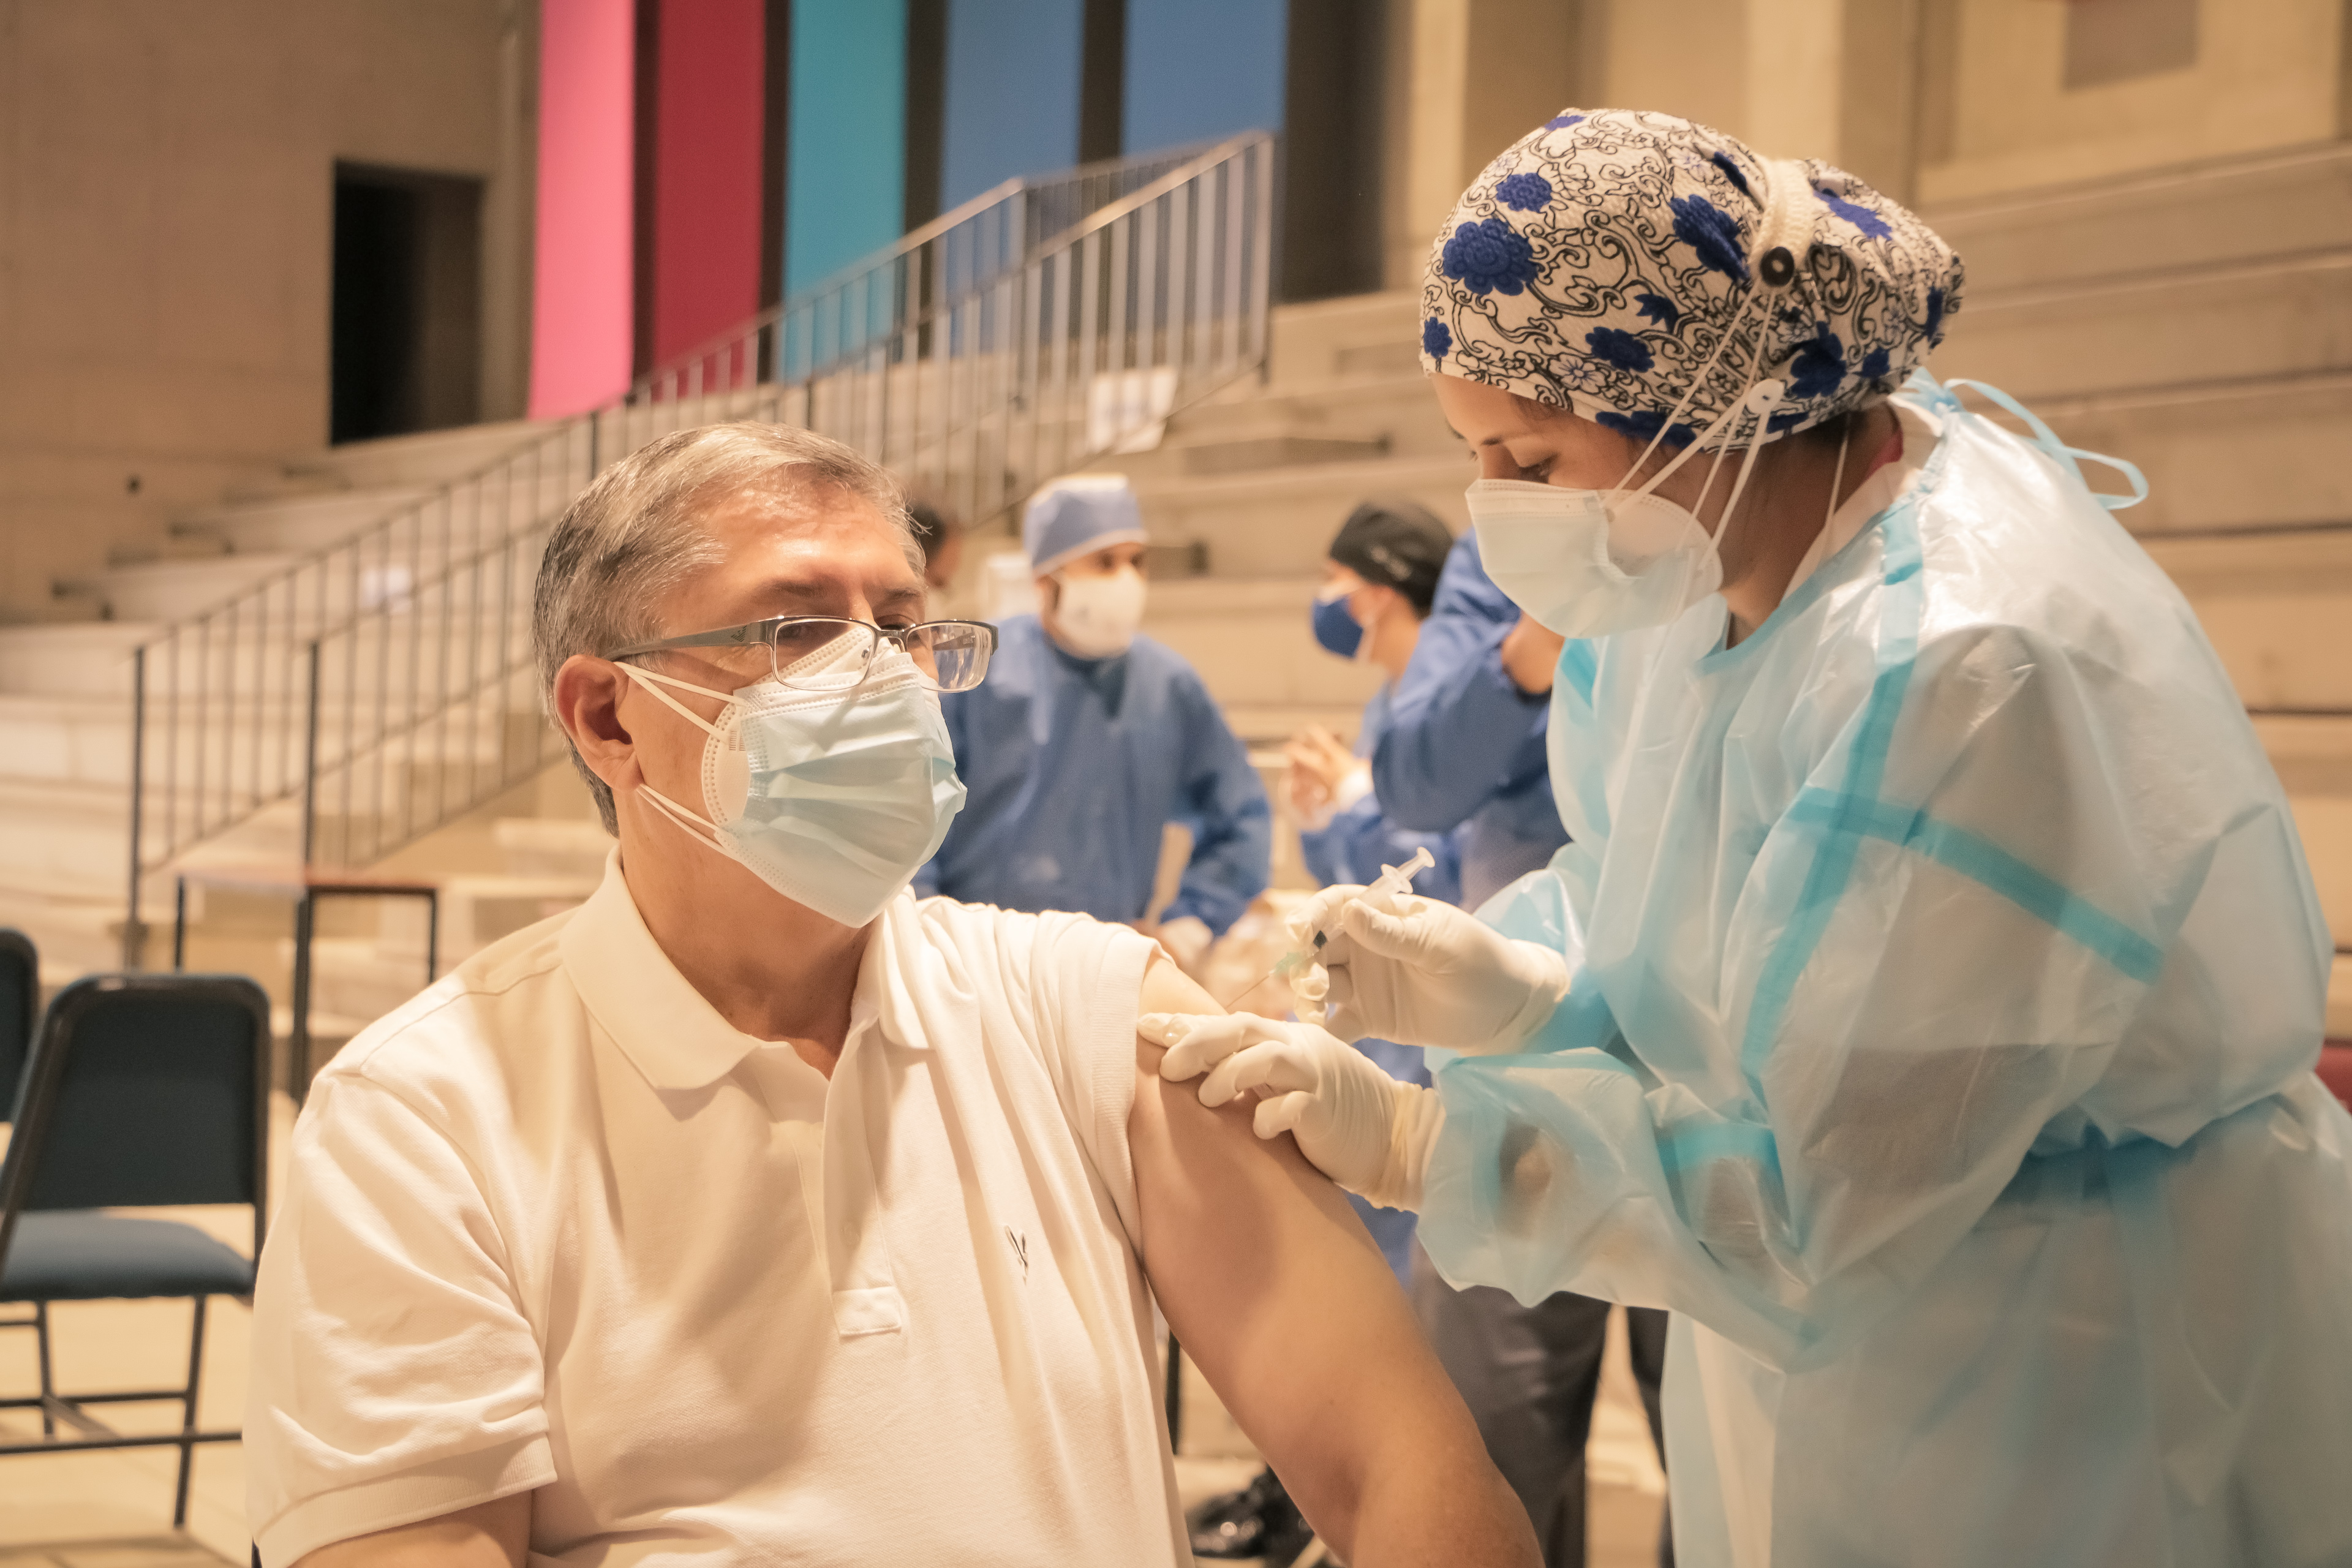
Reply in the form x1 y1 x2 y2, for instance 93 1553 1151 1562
618 645 966 926
1311 585 1365 658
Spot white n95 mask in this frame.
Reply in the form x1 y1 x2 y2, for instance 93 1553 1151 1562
617 643 967 927
1052 565 1147 657
1470 478 1722 639
1469 377 1790 638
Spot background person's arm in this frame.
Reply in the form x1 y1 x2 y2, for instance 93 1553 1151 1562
1371 536 1551 833
1128 957 1538 1568
292 1494 528 1568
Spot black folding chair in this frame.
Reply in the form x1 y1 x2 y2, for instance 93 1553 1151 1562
0 972 271 1528
0 927 34 1116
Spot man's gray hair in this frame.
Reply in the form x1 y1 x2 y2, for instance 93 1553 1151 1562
532 421 919 834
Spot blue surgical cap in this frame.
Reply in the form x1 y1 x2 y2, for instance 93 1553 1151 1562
1420 108 1965 443
1023 476 1149 575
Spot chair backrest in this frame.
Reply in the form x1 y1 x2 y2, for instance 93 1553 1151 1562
0 974 271 1265
0 929 33 1121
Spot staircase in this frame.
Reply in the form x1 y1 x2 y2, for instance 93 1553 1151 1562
0 135 1278 1041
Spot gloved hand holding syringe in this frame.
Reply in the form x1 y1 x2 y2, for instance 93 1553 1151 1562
1219 848 1436 1012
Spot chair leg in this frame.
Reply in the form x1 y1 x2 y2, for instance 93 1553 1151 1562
34 1301 55 1438
175 1295 208 1529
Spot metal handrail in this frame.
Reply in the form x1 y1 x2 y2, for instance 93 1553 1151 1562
121 132 1275 963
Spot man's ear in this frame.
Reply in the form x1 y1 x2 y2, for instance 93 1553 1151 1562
1033 575 1059 615
552 655 639 797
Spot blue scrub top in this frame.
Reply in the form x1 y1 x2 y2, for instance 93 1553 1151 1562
915 614 1272 936
1297 683 1466 909
1370 532 1567 907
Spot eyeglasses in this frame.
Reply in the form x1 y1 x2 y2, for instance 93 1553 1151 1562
605 616 998 693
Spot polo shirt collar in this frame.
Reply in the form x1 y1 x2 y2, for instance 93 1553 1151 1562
559 850 890 1092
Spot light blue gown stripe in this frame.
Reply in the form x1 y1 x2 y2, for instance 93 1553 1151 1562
1785 789 2165 983
1557 638 1600 703
1738 502 1929 1081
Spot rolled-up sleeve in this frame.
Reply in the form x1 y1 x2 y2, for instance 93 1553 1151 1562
247 1074 554 1566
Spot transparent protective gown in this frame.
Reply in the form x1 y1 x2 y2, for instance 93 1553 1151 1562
1423 376 2352 1567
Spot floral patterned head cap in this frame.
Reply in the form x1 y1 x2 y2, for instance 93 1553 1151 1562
1419 108 1965 446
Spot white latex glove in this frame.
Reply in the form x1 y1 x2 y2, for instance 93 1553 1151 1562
1156 914 1214 975
1293 886 1570 1053
1140 1012 1444 1211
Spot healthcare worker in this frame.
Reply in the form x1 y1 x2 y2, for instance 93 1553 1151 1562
915 475 1271 971
1145 108 2352 1566
1292 498 1464 911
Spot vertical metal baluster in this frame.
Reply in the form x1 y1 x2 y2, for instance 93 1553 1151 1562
1076 230 1101 462
1108 209 1132 399
1167 176 1191 396
1137 194 1161 384
341 543 359 865
164 627 181 873
1250 141 1273 374
124 645 146 969
1224 154 1247 374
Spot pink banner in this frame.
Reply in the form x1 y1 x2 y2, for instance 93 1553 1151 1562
530 0 636 419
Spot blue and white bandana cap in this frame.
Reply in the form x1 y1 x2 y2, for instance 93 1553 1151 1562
1419 108 1965 448
1022 475 1149 575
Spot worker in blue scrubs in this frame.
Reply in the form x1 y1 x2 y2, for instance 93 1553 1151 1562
1291 499 1464 913
1368 526 1673 1568
914 476 1270 972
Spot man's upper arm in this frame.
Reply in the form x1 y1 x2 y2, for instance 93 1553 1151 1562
293 1493 528 1568
1127 960 1495 1555
251 1072 553 1566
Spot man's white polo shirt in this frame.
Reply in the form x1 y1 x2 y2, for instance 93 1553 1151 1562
246 853 1185 1566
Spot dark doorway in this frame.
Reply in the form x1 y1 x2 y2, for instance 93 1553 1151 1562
330 163 484 445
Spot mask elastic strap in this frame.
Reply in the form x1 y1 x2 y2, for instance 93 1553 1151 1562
615 660 729 737
1618 285 1770 498
636 780 726 851
1712 381 1790 543
1624 155 1814 500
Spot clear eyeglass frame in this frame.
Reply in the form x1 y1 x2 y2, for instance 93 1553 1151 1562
605 616 998 693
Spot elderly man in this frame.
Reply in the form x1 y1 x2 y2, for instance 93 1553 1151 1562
244 423 1537 1568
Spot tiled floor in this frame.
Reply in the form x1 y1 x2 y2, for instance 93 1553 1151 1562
0 1101 1667 1567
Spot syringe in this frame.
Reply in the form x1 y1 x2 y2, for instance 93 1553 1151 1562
1220 846 1436 1010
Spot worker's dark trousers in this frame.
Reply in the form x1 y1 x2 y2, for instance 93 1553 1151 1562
1413 1247 1673 1568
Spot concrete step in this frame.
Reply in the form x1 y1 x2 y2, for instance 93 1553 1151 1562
2145 527 2352 711
1265 290 1421 388
1123 453 1470 577
174 485 435 555
1144 576 1390 718
1163 373 1454 458
0 622 157 696
2020 371 2352 537
1929 247 2352 404
65 552 303 622
1921 141 2352 295
278 418 556 492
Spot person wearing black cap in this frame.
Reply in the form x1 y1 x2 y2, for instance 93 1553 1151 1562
1290 499 1464 911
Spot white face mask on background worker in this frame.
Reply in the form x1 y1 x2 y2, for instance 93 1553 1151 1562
1043 542 1150 657
1020 472 1153 657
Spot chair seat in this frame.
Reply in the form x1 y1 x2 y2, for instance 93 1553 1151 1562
1 1212 254 1302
